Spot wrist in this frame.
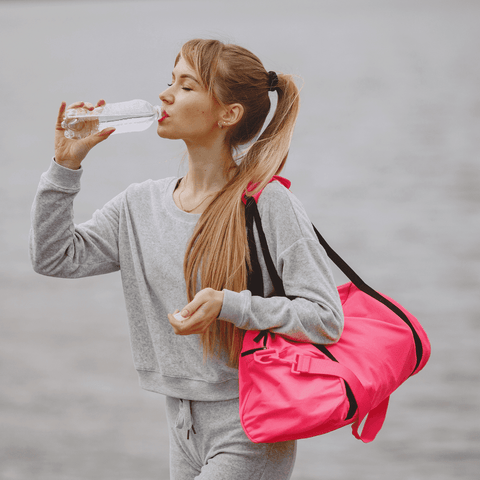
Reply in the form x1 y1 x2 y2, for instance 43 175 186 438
54 157 82 170
216 290 225 315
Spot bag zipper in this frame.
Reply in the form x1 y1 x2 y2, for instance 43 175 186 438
241 330 271 357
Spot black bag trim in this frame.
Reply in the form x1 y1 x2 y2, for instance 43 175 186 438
241 347 267 357
314 344 358 420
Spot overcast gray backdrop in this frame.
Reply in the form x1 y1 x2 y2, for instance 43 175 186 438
1 1 479 479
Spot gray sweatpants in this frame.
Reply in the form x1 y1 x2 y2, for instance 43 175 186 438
165 396 296 480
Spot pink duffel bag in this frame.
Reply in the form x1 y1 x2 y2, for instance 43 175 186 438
239 178 431 443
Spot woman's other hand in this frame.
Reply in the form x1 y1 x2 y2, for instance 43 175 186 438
168 288 225 335
54 100 115 170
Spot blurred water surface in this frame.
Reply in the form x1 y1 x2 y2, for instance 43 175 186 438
1 1 479 479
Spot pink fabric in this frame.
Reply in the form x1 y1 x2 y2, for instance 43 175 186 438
238 178 431 444
241 176 291 205
239 283 431 443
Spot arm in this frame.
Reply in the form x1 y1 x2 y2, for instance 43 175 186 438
29 159 122 278
220 182 344 344
220 240 343 344
168 182 344 345
29 100 120 278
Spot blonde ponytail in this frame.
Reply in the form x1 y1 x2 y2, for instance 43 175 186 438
180 39 300 367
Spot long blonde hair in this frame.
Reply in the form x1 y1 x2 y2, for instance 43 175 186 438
180 39 300 368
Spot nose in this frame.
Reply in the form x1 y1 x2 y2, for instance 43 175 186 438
159 87 173 104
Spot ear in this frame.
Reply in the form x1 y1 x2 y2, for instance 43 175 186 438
220 103 244 128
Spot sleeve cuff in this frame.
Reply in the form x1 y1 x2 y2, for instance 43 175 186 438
45 157 83 191
219 289 247 328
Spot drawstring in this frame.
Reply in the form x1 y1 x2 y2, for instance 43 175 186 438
175 399 196 440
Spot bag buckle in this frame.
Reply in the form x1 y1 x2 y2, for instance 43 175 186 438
291 354 311 374
253 348 278 364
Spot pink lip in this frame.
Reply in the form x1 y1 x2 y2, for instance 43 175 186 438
158 112 169 123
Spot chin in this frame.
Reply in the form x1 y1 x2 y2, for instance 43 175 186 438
156 125 178 140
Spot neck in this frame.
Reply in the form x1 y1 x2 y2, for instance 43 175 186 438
183 139 236 195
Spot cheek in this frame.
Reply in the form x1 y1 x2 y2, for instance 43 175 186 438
193 108 217 125
179 96 219 128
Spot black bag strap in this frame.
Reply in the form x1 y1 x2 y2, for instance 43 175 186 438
244 196 423 374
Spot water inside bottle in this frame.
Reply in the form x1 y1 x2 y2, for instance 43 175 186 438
62 101 161 139
62 107 100 139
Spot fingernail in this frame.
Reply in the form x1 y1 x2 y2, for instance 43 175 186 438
99 129 115 137
181 310 189 317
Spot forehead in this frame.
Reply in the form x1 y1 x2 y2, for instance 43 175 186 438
172 57 197 77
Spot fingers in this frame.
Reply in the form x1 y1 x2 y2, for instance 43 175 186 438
168 288 223 336
168 312 206 336
96 127 116 139
83 99 106 110
67 101 86 110
66 99 105 111
168 303 201 335
83 121 115 148
56 101 66 131
180 288 215 318
81 127 115 149
172 309 188 321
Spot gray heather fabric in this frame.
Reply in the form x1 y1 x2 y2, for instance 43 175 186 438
166 396 296 480
29 159 344 401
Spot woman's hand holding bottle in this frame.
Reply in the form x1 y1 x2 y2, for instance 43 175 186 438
54 100 115 170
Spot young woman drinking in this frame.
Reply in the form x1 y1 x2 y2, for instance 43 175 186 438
30 38 344 480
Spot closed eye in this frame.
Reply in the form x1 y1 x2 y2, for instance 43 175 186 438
167 83 192 91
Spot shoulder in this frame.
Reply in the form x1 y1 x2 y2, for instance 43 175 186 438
105 177 177 212
259 179 302 207
256 179 316 242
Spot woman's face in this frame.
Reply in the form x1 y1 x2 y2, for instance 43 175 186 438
157 56 223 145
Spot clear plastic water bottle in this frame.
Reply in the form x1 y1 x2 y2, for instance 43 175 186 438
62 99 164 139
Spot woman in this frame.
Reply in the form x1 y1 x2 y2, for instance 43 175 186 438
30 39 344 480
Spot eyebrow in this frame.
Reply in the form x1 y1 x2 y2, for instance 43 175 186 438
172 72 200 84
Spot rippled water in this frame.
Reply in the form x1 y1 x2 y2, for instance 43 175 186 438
1 1 479 479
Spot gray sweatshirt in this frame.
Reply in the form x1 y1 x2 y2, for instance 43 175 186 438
30 159 344 401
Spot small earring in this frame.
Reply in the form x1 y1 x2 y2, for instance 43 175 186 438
218 122 224 129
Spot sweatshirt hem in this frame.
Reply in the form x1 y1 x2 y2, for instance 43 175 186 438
138 370 239 401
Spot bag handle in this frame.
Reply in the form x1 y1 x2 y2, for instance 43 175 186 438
352 396 390 443
245 196 423 374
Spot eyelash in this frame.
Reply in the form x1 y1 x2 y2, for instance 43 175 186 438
167 83 192 91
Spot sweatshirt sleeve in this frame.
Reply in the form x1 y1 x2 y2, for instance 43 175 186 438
29 159 121 278
219 181 344 345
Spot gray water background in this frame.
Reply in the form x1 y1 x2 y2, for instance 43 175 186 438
1 1 479 479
